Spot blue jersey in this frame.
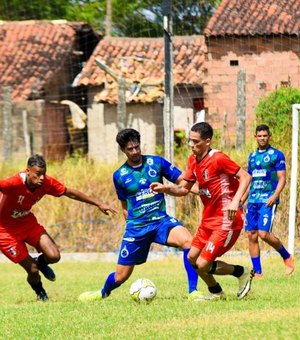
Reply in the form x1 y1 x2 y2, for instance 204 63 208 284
113 155 181 235
248 146 286 203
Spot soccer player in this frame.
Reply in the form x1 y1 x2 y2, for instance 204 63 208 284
150 122 254 301
79 128 201 301
0 154 117 302
244 124 294 277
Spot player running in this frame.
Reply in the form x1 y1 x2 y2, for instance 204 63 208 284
0 154 117 302
79 128 201 302
151 122 254 301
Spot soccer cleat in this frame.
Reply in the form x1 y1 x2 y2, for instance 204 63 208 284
78 290 103 301
284 256 294 275
191 291 226 302
237 267 254 300
37 290 49 302
35 258 56 282
188 290 205 301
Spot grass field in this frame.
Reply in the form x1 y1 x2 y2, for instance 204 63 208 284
0 255 299 339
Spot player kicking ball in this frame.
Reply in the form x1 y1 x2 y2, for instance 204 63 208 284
0 154 117 302
151 122 254 301
79 128 201 302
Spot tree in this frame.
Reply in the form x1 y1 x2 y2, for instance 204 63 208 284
0 0 221 37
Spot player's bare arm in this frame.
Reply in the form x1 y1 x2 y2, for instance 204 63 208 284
225 168 251 221
150 179 193 197
266 170 286 207
64 188 117 215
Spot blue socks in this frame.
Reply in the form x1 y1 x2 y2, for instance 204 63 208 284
278 245 290 260
183 248 198 293
251 256 262 274
101 272 120 297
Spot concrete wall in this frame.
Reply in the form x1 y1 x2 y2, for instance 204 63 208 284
204 35 300 145
0 100 44 162
87 86 202 163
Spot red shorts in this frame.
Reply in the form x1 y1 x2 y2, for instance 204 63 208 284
0 216 46 263
192 227 241 262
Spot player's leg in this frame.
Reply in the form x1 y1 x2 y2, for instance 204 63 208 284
257 204 294 275
0 229 48 302
101 264 135 298
34 231 60 281
79 234 152 301
162 221 199 299
19 256 48 301
245 203 262 275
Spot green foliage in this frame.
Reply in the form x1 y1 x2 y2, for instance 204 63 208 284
0 0 67 20
0 0 221 36
0 257 299 338
255 85 300 145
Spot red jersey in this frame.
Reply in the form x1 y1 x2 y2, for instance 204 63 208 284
0 172 66 228
184 149 241 230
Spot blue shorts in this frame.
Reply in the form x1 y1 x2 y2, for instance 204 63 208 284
117 216 182 265
245 203 278 232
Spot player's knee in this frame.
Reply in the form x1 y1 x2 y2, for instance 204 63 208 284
45 251 61 264
258 230 268 241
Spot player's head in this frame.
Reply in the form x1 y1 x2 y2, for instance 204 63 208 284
255 124 271 150
188 122 213 159
116 129 142 165
26 154 47 189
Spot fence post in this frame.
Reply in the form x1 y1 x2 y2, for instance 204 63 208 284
3 86 13 161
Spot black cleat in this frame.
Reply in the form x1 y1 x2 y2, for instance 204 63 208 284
35 257 56 282
37 290 49 302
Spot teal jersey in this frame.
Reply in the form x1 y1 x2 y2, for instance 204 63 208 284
113 155 181 235
248 146 286 203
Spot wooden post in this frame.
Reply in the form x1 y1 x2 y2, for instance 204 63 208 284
3 86 13 161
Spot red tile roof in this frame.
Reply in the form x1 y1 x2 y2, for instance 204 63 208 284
205 0 300 37
0 20 93 101
74 36 205 103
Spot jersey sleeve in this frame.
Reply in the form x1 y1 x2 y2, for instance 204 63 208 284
275 150 286 171
183 155 197 183
216 152 240 176
159 156 182 183
113 171 127 201
46 176 66 197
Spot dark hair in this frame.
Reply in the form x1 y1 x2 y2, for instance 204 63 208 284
116 128 141 148
256 124 270 134
191 122 213 139
27 154 46 168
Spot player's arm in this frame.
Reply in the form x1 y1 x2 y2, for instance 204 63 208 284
175 174 199 195
266 170 286 207
63 188 117 215
226 167 251 220
120 200 128 220
150 178 193 197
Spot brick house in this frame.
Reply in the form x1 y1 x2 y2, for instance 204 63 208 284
74 36 205 162
203 0 300 145
0 20 99 161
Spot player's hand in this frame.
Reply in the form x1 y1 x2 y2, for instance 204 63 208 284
150 182 165 193
98 203 118 216
223 201 239 221
266 195 276 207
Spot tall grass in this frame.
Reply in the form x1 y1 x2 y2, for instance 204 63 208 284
0 256 299 339
0 140 299 253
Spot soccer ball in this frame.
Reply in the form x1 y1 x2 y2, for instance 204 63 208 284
129 278 157 303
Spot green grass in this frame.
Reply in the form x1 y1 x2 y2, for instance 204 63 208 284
0 255 299 339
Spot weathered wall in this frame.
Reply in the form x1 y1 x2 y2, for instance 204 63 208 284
204 35 300 145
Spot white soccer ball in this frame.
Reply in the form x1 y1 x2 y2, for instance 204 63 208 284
129 278 157 303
